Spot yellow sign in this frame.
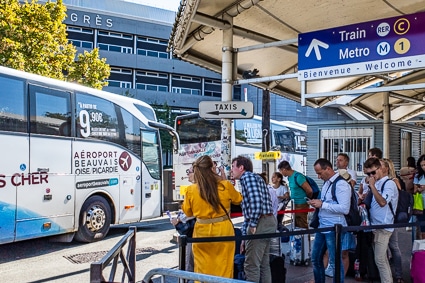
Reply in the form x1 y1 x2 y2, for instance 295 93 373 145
254 151 281 160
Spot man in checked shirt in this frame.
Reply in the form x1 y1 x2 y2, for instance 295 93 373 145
231 155 277 283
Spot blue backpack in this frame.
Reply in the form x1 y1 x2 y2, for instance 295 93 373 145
295 172 321 199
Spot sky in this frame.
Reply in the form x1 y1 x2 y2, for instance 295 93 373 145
125 0 181 11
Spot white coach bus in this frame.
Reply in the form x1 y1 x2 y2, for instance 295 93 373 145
0 66 178 244
173 113 306 201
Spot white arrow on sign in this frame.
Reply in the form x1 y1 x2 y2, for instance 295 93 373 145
305 38 329 60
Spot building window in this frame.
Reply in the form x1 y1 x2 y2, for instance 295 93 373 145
172 75 201 82
172 87 200 95
204 90 221 97
320 128 374 174
108 80 131 88
66 26 93 34
136 83 168 92
205 79 221 85
98 30 133 39
69 39 93 49
136 71 168 78
137 48 168 59
99 43 132 54
137 36 168 45
110 68 132 74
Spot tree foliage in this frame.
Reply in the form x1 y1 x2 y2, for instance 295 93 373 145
67 49 110 89
0 0 109 89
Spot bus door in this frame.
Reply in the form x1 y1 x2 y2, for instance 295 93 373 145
15 85 75 241
139 129 162 219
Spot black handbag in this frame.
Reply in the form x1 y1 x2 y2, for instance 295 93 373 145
175 218 196 237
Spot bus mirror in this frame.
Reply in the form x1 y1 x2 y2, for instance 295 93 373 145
147 121 180 153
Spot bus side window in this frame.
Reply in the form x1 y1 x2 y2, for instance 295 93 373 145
30 86 71 137
0 76 26 133
274 130 295 152
59 118 72 137
75 93 120 143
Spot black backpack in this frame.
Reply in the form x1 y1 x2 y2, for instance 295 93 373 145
364 179 413 223
331 175 362 226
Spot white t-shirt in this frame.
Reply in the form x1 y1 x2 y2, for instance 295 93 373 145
369 176 398 232
274 184 289 203
267 185 279 217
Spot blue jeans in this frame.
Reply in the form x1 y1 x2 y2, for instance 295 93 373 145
312 231 344 283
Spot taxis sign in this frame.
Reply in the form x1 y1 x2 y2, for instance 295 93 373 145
254 151 281 160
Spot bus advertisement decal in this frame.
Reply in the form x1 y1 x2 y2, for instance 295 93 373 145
75 178 119 190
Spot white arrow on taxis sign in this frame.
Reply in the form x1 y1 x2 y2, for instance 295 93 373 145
305 38 329 60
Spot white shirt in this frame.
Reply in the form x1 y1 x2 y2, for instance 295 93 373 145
274 184 289 203
369 176 398 232
267 185 279 217
318 174 351 228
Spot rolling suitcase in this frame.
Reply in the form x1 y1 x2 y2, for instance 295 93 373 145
411 250 425 282
288 200 311 266
270 254 286 283
289 228 310 266
270 229 286 283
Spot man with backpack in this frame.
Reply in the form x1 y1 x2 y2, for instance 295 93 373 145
278 160 313 229
308 158 352 283
363 157 399 283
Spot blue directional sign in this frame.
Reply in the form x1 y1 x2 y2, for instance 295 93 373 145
298 11 425 81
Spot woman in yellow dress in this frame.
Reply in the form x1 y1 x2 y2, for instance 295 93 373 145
182 155 243 279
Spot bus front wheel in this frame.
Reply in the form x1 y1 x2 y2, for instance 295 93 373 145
75 195 112 243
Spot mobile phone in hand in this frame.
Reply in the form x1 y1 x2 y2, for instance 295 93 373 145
304 197 311 202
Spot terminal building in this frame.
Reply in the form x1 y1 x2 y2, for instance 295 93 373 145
58 0 353 124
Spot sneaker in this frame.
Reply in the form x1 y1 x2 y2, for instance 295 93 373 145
325 265 334 278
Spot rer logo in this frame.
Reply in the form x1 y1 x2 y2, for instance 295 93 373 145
119 152 132 171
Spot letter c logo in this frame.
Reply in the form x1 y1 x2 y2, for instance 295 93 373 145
394 18 409 35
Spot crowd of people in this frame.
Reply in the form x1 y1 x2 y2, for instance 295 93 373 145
169 148 424 283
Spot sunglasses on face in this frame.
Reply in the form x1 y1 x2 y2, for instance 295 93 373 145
187 169 194 174
365 170 378 176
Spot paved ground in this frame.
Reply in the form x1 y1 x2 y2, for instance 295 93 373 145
165 215 415 283
0 213 414 283
281 227 413 283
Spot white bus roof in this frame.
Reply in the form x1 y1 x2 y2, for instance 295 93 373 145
0 66 156 125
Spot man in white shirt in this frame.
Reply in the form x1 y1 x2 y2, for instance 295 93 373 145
308 158 351 283
364 157 398 283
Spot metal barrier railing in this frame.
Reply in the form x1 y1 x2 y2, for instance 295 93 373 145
177 219 425 283
90 226 137 283
142 268 253 283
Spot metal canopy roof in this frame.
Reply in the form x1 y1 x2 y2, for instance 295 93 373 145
169 0 425 122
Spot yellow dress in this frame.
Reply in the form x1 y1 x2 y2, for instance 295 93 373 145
182 180 242 279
